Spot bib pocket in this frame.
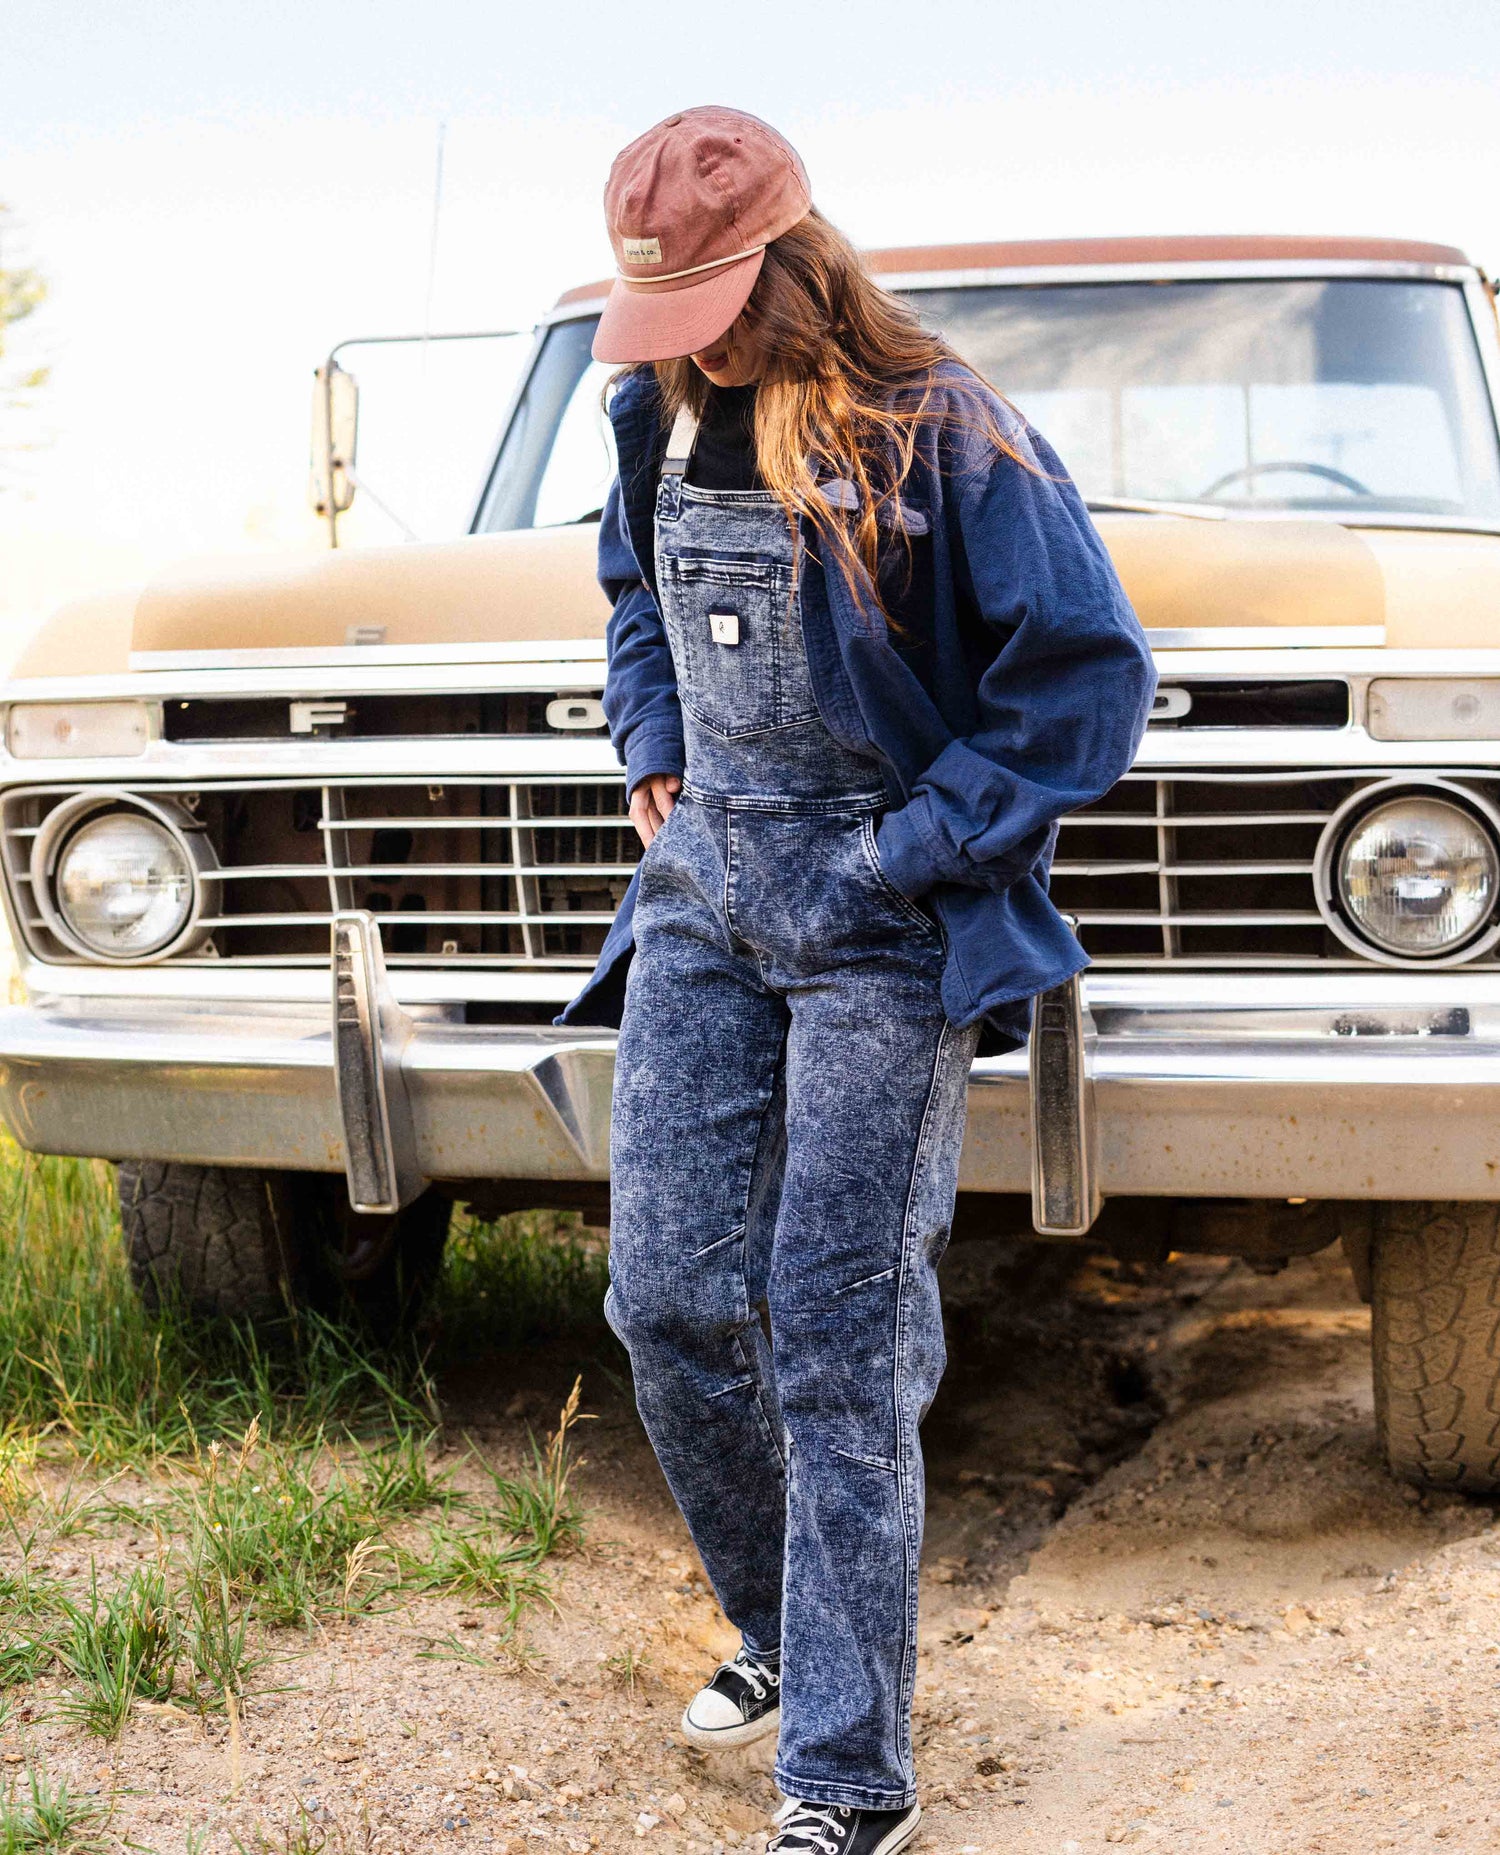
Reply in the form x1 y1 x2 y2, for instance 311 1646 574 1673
658 554 817 739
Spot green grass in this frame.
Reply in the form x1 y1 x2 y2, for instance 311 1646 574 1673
0 1627 57 1691
0 1388 589 1736
230 1802 359 1855
177 1565 263 1713
0 1567 69 1691
0 1137 608 1746
0 1142 613 1466
0 1149 432 1463
178 1419 430 1631
54 1566 176 1736
0 1768 109 1853
437 1206 611 1353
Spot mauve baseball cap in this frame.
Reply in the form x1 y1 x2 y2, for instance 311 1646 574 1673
593 106 812 364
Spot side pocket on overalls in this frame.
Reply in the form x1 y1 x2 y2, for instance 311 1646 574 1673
858 813 944 939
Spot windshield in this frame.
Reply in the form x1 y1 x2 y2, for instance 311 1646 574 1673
473 277 1500 532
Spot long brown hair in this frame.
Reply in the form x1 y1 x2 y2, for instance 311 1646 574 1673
645 208 1029 626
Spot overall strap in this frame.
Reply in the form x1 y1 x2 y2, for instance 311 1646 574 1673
657 404 700 520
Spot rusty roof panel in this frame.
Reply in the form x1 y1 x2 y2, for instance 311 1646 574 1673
554 233 1472 308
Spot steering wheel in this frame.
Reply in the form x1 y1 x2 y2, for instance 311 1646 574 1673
1199 459 1373 500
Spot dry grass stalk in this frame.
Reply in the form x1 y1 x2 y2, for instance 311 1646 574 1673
225 1684 243 1798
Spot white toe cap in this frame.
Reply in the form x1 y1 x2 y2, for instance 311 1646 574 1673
685 1688 746 1732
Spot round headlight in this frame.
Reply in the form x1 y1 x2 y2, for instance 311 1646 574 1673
54 811 196 958
1336 794 1498 956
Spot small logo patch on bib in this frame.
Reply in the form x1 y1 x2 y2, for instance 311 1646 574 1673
709 611 740 646
623 236 663 265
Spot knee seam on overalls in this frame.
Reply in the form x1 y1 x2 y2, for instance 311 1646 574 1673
690 1222 747 1261
831 1263 898 1299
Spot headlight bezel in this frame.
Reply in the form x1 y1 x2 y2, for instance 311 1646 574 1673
1314 776 1500 966
30 789 217 965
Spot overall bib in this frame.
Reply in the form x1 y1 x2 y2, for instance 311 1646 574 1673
606 409 981 1812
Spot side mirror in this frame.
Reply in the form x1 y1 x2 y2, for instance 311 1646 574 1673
310 359 359 546
307 328 527 549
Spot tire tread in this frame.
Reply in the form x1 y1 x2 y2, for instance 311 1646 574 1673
117 1162 448 1332
1373 1200 1500 1493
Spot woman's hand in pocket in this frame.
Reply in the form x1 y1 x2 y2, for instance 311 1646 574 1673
629 774 681 848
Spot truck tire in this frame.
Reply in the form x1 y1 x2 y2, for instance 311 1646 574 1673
119 1162 302 1321
117 1162 449 1336
301 1176 451 1339
1371 1200 1500 1494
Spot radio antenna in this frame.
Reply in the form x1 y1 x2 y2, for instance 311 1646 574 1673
422 120 447 344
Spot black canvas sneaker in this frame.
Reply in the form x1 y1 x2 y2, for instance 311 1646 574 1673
680 1644 782 1748
767 1799 921 1854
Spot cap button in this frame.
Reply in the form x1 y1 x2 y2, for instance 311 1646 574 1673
664 113 684 126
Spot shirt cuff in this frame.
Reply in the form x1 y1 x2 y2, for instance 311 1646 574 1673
874 795 945 899
623 721 686 802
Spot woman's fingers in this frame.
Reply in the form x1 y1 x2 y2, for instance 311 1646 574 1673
629 791 656 847
630 775 681 847
631 787 663 846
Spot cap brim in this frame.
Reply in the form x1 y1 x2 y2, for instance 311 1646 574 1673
591 249 765 364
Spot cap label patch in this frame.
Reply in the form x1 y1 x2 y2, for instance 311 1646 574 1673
623 236 663 266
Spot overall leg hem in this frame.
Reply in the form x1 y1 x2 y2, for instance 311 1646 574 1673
773 1768 917 1813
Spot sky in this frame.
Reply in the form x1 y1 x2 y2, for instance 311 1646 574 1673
3 0 1500 648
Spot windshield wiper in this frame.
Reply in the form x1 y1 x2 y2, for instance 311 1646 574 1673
1085 495 1228 521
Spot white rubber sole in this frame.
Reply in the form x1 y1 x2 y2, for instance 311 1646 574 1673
680 1700 781 1750
872 1804 922 1854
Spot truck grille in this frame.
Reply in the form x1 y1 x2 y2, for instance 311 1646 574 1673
5 766 1498 971
1053 768 1500 966
4 778 639 967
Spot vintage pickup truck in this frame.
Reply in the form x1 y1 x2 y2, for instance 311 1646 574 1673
3 234 1500 1489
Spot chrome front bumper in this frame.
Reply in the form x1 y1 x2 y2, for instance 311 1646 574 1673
3 938 1500 1218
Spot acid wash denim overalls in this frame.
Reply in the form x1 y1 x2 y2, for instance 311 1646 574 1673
606 407 981 1813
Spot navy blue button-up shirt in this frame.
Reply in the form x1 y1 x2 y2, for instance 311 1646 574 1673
556 364 1156 1054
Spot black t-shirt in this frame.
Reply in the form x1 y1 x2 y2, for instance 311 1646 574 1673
677 381 935 657
685 384 762 491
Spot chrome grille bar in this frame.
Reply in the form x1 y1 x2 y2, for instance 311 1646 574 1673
1058 811 1334 827
1155 777 1178 959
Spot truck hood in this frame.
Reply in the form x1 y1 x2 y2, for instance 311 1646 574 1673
10 516 1498 680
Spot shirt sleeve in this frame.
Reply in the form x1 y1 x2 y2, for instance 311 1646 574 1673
598 474 685 801
874 398 1157 899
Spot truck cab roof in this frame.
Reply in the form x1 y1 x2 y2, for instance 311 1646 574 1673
553 234 1477 308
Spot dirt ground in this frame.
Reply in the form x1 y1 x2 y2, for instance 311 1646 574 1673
11 1229 1500 1854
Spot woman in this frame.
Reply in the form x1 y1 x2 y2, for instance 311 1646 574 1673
557 107 1155 1855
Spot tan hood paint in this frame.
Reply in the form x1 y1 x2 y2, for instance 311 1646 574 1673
9 517 1497 681
11 529 612 678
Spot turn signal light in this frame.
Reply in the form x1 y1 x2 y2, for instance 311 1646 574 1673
1368 679 1500 741
6 702 150 759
